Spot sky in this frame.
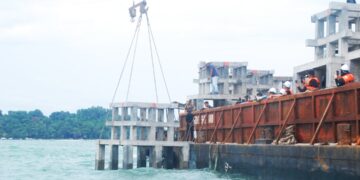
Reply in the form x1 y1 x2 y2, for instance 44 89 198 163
0 0 339 115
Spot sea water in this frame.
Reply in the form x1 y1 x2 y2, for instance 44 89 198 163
0 140 247 180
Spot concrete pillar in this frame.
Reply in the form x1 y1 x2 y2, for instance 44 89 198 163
350 59 360 81
122 107 128 120
111 127 119 140
224 76 229 95
339 38 349 57
130 126 136 141
137 146 147 168
130 107 138 121
326 63 342 87
109 145 119 170
148 108 156 141
157 109 164 122
149 127 156 141
167 109 175 123
180 144 190 169
327 15 336 36
123 145 133 169
206 82 211 95
315 46 325 60
356 18 360 32
315 20 325 39
157 109 165 141
339 9 349 32
148 108 156 122
167 109 175 142
95 143 105 170
150 146 163 168
140 108 147 121
157 127 165 141
121 126 128 141
112 107 119 121
327 43 336 58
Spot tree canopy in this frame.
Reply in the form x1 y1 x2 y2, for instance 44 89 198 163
0 107 111 139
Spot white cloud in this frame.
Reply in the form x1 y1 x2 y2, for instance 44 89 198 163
0 0 335 114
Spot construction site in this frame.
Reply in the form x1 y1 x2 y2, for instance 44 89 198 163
96 1 360 179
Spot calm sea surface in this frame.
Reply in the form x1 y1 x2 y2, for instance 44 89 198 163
0 140 246 180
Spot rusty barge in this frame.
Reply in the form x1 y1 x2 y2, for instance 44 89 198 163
180 83 360 145
178 83 360 178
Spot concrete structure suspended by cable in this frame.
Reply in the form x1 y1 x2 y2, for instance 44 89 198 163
96 1 190 171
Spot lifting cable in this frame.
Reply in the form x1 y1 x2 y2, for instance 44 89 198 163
126 15 143 102
145 13 159 103
145 12 172 103
100 1 173 139
111 1 172 104
111 15 143 104
99 13 142 139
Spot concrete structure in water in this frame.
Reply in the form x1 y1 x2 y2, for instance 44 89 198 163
95 102 190 170
189 61 292 109
294 2 360 89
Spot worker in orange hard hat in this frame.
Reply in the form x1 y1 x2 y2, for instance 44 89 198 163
335 64 355 87
296 69 320 92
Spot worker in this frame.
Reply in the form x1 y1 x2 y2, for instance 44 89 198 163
281 81 292 95
347 0 356 4
203 101 212 109
255 92 267 102
184 100 194 141
335 64 355 87
267 88 280 99
207 63 219 95
296 69 320 92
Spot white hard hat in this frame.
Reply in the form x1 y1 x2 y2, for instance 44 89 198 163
268 88 276 94
284 81 291 88
341 64 349 71
280 89 287 95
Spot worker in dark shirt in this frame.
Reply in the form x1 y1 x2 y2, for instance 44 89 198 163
204 101 212 109
296 69 320 92
184 100 194 141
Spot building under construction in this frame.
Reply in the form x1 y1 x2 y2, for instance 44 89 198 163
189 61 292 109
294 2 360 89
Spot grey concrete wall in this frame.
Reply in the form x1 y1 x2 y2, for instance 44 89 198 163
191 144 360 179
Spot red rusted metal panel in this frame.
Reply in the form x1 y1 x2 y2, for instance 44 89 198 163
179 83 360 144
337 123 352 145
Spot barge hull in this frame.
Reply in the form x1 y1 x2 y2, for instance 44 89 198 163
191 143 360 179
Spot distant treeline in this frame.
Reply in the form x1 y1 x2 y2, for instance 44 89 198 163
0 107 111 139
